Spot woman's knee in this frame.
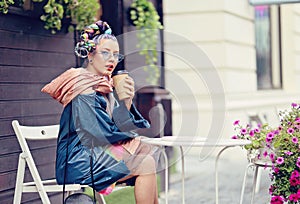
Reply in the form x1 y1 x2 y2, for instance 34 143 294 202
135 155 156 175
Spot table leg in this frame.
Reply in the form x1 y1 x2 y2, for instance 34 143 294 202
180 146 185 204
161 147 169 204
215 146 231 204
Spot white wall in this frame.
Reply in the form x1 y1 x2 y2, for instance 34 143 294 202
163 1 300 154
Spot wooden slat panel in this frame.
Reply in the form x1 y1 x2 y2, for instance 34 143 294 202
21 115 61 126
0 154 20 174
0 84 49 101
0 136 20 155
0 135 57 155
0 166 61 203
0 115 61 137
0 146 56 173
0 189 14 204
0 100 62 119
0 120 16 137
0 66 68 84
0 172 18 192
0 30 74 53
0 190 62 204
0 48 75 68
0 162 56 192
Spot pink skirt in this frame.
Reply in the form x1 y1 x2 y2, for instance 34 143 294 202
106 136 161 174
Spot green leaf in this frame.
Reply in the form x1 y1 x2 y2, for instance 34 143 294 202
44 5 52 13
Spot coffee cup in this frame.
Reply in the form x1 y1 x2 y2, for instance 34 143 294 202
112 70 129 100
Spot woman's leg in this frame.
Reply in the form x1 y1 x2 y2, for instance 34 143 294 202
135 173 158 204
117 173 158 204
133 155 158 204
118 141 160 204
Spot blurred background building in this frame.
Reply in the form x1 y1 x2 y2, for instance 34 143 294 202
163 1 300 146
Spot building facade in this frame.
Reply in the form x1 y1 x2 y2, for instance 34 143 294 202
163 1 300 145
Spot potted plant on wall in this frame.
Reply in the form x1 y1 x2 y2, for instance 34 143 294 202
128 0 163 85
0 0 100 34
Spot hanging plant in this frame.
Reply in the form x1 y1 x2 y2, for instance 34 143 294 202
128 0 163 85
0 0 100 34
0 0 15 14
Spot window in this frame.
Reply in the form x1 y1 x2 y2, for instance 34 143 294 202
255 5 282 90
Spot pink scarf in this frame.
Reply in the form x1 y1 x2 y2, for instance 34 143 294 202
41 68 113 107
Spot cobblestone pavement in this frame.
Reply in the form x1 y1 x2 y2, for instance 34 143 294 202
164 147 272 204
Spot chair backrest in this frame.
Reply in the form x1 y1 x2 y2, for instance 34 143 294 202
12 120 59 141
12 120 59 157
12 120 60 187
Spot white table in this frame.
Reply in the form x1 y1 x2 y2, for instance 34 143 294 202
141 136 251 204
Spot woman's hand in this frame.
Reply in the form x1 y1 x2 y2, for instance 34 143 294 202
122 76 135 110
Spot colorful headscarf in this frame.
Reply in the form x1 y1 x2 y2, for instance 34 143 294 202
75 21 113 58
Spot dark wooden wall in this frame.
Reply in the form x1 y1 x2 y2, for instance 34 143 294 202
0 0 166 203
101 0 165 88
0 6 76 203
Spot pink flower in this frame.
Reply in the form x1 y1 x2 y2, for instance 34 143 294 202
267 132 275 139
289 193 298 202
269 153 275 161
287 128 295 134
276 157 284 165
285 151 293 156
296 160 300 168
249 130 255 137
292 136 298 144
274 167 280 174
254 128 260 133
231 135 238 139
289 177 299 186
270 195 284 204
269 185 274 194
291 103 298 108
241 128 247 134
263 150 268 157
295 124 300 129
291 170 299 178
233 120 240 125
266 137 273 143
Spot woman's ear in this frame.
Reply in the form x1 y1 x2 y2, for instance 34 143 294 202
87 52 94 61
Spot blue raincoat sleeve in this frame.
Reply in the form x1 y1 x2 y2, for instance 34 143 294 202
112 100 150 132
74 93 150 145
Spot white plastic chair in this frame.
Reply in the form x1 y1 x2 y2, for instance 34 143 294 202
12 120 106 204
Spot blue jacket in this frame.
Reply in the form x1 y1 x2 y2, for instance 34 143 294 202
56 92 150 191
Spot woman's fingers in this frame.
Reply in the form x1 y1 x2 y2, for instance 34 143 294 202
123 76 135 93
123 83 134 92
125 76 134 87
